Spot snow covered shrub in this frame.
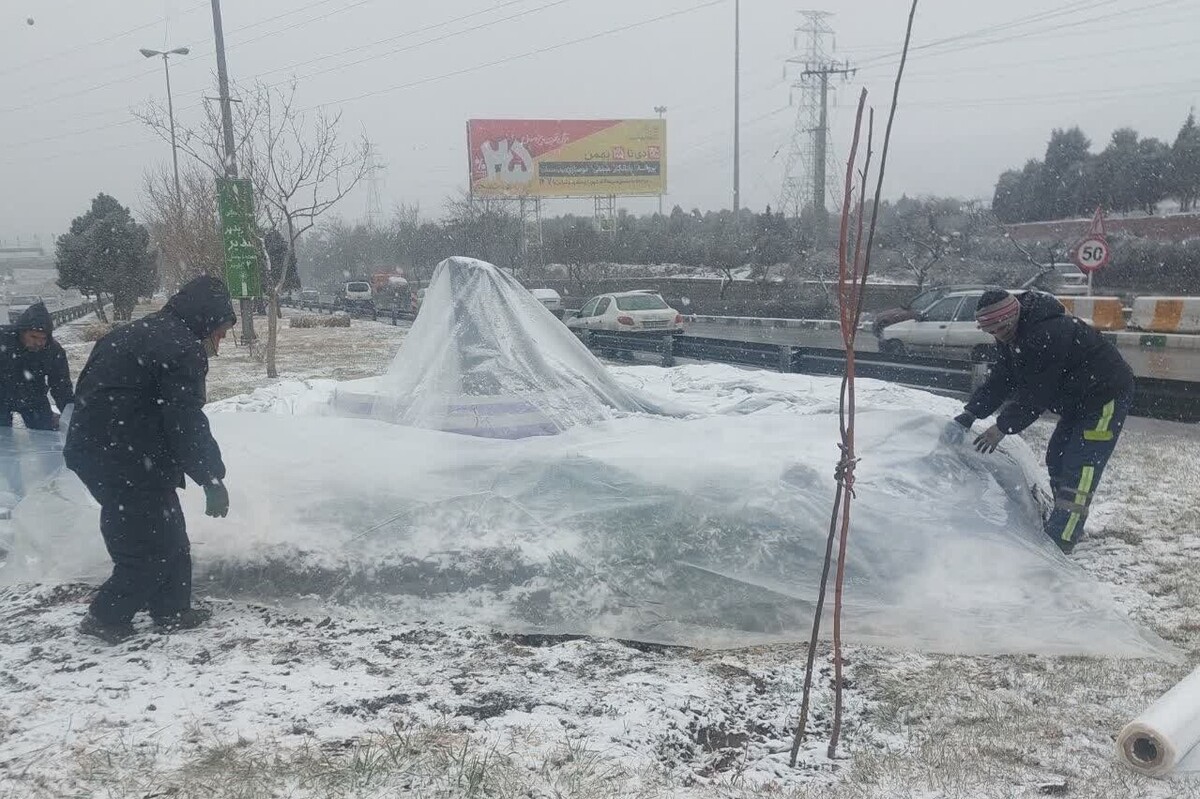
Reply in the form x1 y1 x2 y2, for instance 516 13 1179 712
289 313 351 329
82 322 123 341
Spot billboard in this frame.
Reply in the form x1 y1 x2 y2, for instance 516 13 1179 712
468 119 666 199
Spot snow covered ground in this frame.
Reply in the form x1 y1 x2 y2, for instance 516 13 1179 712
2 311 1199 798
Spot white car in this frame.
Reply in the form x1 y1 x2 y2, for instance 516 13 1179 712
566 291 685 335
879 289 998 361
1053 270 1090 296
529 288 562 315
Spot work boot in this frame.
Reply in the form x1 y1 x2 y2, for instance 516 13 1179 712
1055 538 1076 555
79 612 136 645
154 606 212 633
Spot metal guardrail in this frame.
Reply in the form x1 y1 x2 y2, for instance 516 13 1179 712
579 329 1200 423
49 301 102 326
282 298 415 325
6 300 98 326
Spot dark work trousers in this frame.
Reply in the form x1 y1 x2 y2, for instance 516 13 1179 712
1043 390 1133 549
0 405 56 430
86 486 193 625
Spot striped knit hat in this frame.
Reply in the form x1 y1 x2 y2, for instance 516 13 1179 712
975 291 1020 336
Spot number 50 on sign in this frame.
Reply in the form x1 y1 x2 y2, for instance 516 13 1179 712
1073 237 1111 274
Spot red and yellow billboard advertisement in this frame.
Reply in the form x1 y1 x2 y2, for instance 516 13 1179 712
468 119 666 199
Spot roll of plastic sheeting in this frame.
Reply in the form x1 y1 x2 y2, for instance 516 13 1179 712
1117 666 1200 777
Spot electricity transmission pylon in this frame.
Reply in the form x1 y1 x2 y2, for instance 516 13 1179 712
364 141 386 229
778 11 854 226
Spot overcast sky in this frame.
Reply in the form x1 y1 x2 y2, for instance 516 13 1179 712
1 0 1198 245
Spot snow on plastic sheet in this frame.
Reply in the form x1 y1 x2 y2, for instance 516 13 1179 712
2 396 1172 658
340 257 671 438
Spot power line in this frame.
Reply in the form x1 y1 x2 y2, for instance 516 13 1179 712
0 0 546 129
904 77 1200 110
881 36 1200 83
858 0 1188 72
301 0 727 111
0 0 727 161
853 0 1122 69
0 0 386 112
0 0 209 79
255 0 568 87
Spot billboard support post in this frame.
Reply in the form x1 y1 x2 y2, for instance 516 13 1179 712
518 196 544 275
594 195 617 235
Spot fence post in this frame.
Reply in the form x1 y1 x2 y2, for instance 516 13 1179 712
778 344 793 374
661 334 675 368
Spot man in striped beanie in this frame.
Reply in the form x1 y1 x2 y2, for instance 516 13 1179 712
943 289 1134 554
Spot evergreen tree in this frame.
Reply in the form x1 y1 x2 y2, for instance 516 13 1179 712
1093 128 1140 213
55 193 157 321
1135 137 1170 214
1172 111 1200 212
1040 127 1092 219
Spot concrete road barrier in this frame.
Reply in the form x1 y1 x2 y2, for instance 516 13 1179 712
1058 297 1126 330
1131 297 1200 334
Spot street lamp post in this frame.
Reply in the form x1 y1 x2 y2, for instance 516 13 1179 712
654 105 667 216
140 47 189 210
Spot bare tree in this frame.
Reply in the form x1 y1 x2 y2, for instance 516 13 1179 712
141 161 224 291
138 81 369 377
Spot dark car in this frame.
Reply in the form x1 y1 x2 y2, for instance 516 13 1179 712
872 284 1001 338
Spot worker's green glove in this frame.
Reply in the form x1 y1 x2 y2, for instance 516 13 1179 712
204 481 230 518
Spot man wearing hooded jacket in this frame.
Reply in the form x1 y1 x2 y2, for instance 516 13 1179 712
65 276 237 643
944 290 1135 554
0 302 74 430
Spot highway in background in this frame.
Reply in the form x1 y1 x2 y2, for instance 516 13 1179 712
683 322 1200 383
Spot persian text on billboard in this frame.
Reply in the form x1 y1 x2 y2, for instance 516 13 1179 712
468 119 666 198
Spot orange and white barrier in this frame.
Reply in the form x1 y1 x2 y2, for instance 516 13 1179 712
1058 297 1126 331
1130 297 1200 334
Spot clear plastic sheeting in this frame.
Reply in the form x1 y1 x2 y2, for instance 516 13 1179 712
0 427 67 515
334 257 666 438
0 384 1174 657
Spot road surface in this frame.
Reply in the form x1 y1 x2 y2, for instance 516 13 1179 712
683 322 1200 383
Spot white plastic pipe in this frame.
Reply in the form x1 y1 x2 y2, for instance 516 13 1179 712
1118 666 1200 777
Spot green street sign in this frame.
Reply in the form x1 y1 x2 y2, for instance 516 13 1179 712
217 177 262 299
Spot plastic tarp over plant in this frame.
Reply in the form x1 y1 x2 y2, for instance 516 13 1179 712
0 367 1172 657
332 256 665 438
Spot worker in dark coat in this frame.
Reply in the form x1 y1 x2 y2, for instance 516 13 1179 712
943 290 1135 554
0 302 74 430
65 276 236 644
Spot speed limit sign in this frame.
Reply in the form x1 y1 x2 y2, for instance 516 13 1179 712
1073 236 1111 273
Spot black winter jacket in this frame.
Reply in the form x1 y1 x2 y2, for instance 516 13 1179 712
64 276 236 494
0 302 74 416
965 292 1134 434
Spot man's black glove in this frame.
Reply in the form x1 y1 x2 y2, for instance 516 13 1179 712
204 481 230 518
974 425 1005 454
940 412 975 446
